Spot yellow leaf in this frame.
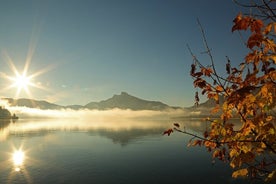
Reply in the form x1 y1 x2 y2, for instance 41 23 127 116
269 55 276 64
263 23 272 34
229 149 238 158
261 142 266 149
269 128 275 135
212 150 220 158
221 128 226 137
261 85 268 95
241 145 251 153
232 168 248 178
266 170 276 182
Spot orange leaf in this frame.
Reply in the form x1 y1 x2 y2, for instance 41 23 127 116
211 105 220 114
207 93 218 101
247 33 263 49
250 19 263 33
215 85 224 92
201 67 213 77
264 23 273 35
232 14 251 32
232 168 248 178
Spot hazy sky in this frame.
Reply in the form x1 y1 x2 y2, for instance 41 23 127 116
0 0 248 106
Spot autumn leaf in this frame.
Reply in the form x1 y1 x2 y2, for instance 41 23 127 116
163 129 173 136
229 149 239 158
203 131 208 138
193 78 206 88
207 92 219 101
266 116 273 122
201 67 213 77
232 13 251 32
232 168 248 178
192 140 202 146
266 170 276 182
269 55 276 64
211 105 220 114
215 85 224 92
193 72 203 78
247 33 263 49
185 7 276 182
245 51 259 63
250 19 263 33
212 149 221 158
264 23 273 35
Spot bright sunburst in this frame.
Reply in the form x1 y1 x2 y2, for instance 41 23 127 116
0 50 54 98
10 72 33 96
0 24 57 100
13 150 25 166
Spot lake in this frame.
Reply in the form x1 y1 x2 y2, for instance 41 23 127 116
0 117 262 184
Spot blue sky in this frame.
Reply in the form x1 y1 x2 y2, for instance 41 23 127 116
0 0 248 106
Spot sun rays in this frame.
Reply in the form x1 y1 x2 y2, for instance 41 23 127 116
0 49 54 99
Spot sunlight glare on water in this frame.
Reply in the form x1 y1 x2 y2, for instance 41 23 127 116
12 150 25 171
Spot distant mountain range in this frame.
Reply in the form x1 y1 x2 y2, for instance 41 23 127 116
2 92 183 111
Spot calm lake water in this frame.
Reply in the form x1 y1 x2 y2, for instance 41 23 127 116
0 117 263 184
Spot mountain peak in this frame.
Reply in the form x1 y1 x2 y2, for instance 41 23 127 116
120 92 129 96
85 92 172 110
2 92 182 111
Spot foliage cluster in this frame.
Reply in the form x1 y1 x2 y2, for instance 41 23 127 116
164 1 276 182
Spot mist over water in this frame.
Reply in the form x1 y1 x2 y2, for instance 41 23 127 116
0 108 261 184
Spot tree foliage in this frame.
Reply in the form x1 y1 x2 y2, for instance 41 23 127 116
164 0 276 182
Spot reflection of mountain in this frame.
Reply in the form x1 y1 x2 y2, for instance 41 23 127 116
92 128 165 146
0 119 12 130
6 127 165 146
0 119 207 145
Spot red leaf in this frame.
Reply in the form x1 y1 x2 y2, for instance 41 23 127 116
163 129 173 136
204 131 208 138
247 33 263 49
232 13 251 32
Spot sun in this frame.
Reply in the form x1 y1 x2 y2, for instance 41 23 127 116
0 51 54 98
10 72 33 96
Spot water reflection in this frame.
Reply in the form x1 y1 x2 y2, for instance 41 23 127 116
0 117 260 184
0 118 209 145
0 119 12 129
13 150 25 171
